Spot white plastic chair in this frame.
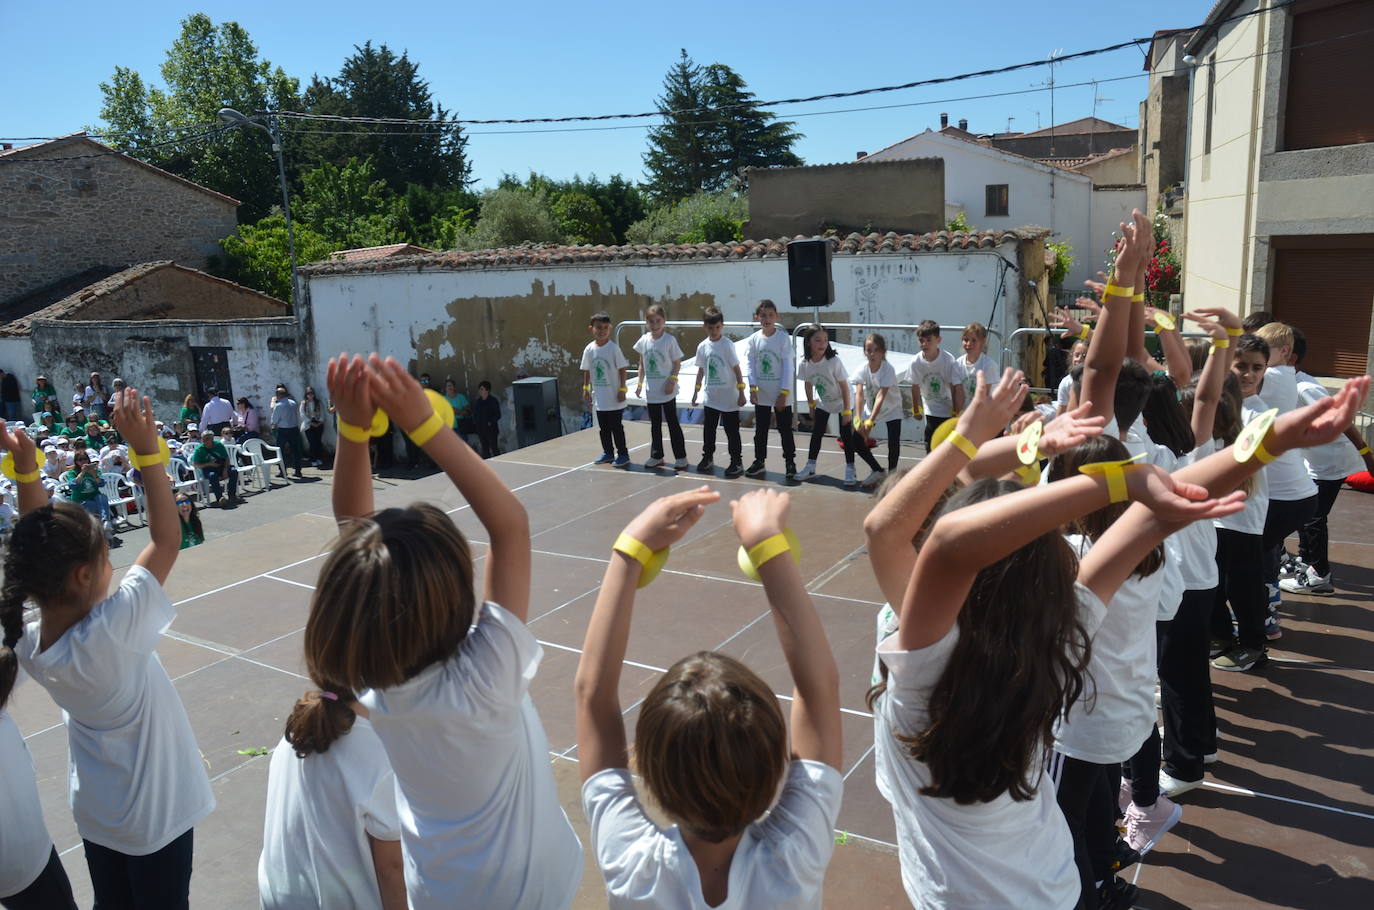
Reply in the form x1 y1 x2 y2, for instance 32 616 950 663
168 457 204 502
101 472 141 526
224 442 258 491
242 438 284 490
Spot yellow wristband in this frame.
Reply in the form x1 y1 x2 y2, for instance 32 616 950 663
748 531 792 568
944 430 978 460
1079 453 1146 503
407 411 444 446
840 409 852 417
618 386 627 392
778 389 790 397
337 420 369 443
1226 327 1244 337
862 418 875 429
736 383 746 389
612 532 669 588
1132 293 1145 303
1104 283 1135 298
1210 337 1230 350
1078 324 1091 340
14 468 41 483
1254 438 1277 464
749 385 759 391
583 384 591 391
1358 445 1371 456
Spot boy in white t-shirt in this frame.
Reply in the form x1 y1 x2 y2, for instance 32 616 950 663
954 322 1000 409
581 311 631 467
744 300 797 480
690 307 746 478
633 304 688 470
905 320 965 451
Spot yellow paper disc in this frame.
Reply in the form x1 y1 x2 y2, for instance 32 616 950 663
0 453 14 480
424 388 456 431
929 416 960 451
637 546 670 589
1016 420 1044 466
1015 459 1042 486
737 528 802 581
1234 407 1279 463
127 436 171 470
367 409 390 438
1152 311 1177 332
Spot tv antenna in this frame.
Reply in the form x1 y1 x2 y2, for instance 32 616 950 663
1090 80 1114 155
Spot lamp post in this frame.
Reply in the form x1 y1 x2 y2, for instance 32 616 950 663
219 107 298 306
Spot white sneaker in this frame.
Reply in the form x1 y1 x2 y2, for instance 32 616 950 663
1279 567 1334 595
844 465 858 487
861 469 886 489
794 461 816 481
1203 752 1218 765
1124 795 1182 855
644 456 664 468
673 457 689 470
1159 768 1203 798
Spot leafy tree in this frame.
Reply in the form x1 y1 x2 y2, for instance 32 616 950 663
297 42 470 196
643 51 802 202
499 172 648 244
295 157 401 250
624 190 747 245
213 213 334 301
390 183 480 248
96 13 300 221
452 188 564 250
551 193 614 246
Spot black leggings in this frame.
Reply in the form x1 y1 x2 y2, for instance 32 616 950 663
1160 588 1218 783
647 401 686 460
702 408 742 462
1049 751 1116 907
1212 528 1267 650
879 418 902 471
1262 495 1318 587
753 405 795 462
807 408 881 470
1 846 77 910
84 828 193 910
1297 479 1344 576
596 409 628 457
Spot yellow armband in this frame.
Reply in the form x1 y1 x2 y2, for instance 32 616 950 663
612 532 669 588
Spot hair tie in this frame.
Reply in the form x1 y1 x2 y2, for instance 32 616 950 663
317 691 339 701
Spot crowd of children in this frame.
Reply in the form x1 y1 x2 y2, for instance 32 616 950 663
2 207 1372 910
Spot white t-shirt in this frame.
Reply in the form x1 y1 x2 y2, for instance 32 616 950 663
581 760 843 910
1215 397 1271 536
1055 535 1162 765
358 602 582 910
1260 366 1318 501
259 719 401 910
581 341 629 413
954 352 999 404
746 329 794 406
850 361 903 425
1122 421 1183 621
633 332 685 405
694 338 742 413
798 356 849 413
17 565 214 854
1297 373 1363 480
905 350 961 419
1175 440 1220 592
0 709 53 897
873 584 1105 910
1055 373 1074 410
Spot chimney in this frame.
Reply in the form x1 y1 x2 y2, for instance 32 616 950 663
958 118 969 131
940 112 949 128
855 151 867 160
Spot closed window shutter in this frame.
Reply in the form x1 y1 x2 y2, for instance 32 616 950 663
1283 0 1374 150
1270 242 1374 377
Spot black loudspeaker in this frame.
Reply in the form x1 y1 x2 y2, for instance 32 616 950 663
787 238 834 308
512 377 562 448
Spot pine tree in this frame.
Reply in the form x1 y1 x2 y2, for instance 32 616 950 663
643 51 714 203
700 64 803 180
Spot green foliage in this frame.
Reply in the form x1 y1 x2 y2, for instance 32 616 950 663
214 213 335 301
643 51 802 203
551 193 615 246
500 172 648 244
625 190 747 245
1047 239 1075 286
295 157 401 250
390 183 481 248
946 211 973 233
96 13 300 221
451 187 565 250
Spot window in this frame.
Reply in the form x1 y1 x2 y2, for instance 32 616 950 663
984 184 1009 217
1282 0 1374 150
1203 55 1215 155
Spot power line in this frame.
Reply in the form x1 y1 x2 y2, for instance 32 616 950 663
0 125 236 164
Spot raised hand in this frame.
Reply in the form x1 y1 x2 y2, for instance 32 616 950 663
955 368 1027 444
1182 311 1226 341
1049 306 1083 337
730 488 791 550
1127 462 1246 522
1271 376 1371 452
1038 402 1107 457
1185 306 1242 334
1008 410 1041 436
0 420 37 466
622 486 719 552
366 355 431 431
327 353 374 428
113 387 158 455
1109 210 1153 281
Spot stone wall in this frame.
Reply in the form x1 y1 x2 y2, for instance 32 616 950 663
0 138 239 305
744 158 945 239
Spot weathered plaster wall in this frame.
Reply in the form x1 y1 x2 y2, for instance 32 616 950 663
303 240 1040 450
745 158 945 239
27 317 302 423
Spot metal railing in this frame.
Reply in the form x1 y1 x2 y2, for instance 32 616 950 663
1003 326 1215 394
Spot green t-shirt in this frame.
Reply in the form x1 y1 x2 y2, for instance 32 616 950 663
62 469 102 503
179 521 204 549
191 441 228 467
180 406 199 422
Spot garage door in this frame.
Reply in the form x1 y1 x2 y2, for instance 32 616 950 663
1270 238 1374 378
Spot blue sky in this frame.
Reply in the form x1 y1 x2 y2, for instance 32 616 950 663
1 0 1209 187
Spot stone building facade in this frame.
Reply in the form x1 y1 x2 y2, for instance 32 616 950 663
0 134 239 305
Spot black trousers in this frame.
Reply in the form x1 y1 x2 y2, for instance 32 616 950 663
808 408 882 470
1 846 77 910
1296 479 1343 577
647 401 686 460
1123 717 1162 809
1212 528 1268 650
199 464 237 502
274 427 304 474
478 424 500 459
881 418 903 471
1160 588 1218 783
753 405 795 462
304 422 325 462
702 407 742 463
1262 495 1318 588
1049 751 1115 907
84 828 193 910
597 409 628 456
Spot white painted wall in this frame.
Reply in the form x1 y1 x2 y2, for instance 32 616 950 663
1090 187 1149 278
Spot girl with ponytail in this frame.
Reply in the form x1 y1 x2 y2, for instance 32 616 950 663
258 683 404 909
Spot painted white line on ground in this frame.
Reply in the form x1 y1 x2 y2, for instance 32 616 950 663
844 744 877 781
262 574 319 591
172 551 329 608
1199 781 1374 820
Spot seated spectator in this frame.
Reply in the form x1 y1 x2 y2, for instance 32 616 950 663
100 436 129 475
177 494 205 549
31 374 59 418
201 388 235 435
60 411 85 438
180 426 203 461
51 436 74 467
157 420 177 440
37 411 57 434
41 442 66 480
233 397 261 441
191 430 240 508
62 451 114 541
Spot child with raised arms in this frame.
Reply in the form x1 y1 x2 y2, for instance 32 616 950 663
795 323 882 486
0 389 212 909
744 299 797 480
308 354 582 909
582 311 631 467
575 485 843 908
850 332 904 485
905 320 965 451
690 307 746 478
633 304 688 470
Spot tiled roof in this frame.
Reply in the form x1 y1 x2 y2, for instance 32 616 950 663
330 242 436 262
301 229 1040 277
863 129 1093 178
0 261 286 336
1042 147 1137 171
0 134 240 207
1014 117 1133 138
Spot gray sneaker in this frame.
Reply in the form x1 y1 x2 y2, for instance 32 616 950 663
1279 567 1334 596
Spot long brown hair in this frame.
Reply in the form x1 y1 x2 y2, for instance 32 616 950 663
1047 436 1164 577
633 651 787 842
283 687 359 758
893 479 1091 804
304 504 476 693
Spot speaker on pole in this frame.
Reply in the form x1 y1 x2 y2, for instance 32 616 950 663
787 238 834 308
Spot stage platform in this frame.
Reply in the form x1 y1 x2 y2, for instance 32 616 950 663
9 421 1374 908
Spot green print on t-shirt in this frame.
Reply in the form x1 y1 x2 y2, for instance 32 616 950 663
707 355 726 386
647 352 662 379
927 376 942 397
759 351 778 380
594 360 608 386
814 378 829 401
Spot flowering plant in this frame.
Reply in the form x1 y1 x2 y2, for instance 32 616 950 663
1146 212 1180 307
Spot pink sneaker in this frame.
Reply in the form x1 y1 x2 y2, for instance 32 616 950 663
1124 794 1182 855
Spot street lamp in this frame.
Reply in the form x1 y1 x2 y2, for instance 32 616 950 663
219 107 298 306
